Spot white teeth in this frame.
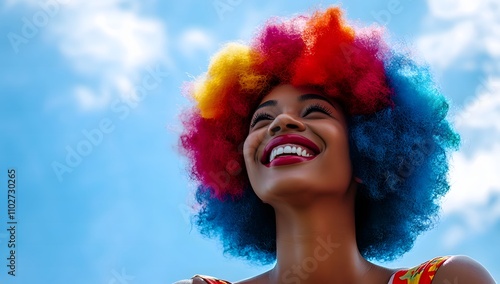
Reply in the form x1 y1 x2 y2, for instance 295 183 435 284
302 149 308 157
268 144 314 162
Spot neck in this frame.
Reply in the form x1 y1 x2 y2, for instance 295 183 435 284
267 183 378 284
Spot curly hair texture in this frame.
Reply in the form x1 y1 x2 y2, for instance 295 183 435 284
179 7 460 263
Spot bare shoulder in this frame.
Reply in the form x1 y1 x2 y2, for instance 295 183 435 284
432 255 496 284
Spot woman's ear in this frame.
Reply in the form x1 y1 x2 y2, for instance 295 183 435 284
354 177 363 184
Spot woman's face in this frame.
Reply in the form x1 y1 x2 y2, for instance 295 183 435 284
243 84 353 205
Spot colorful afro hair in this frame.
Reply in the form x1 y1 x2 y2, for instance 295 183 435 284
179 7 460 263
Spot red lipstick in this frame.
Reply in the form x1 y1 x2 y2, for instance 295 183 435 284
261 134 320 166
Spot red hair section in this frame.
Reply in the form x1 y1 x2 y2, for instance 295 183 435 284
180 108 250 198
180 7 394 198
291 7 392 114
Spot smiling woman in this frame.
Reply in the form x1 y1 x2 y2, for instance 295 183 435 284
244 85 353 207
175 6 495 284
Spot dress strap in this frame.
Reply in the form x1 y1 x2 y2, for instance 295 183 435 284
192 274 232 284
390 256 450 284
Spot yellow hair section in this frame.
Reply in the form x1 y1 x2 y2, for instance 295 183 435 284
193 43 264 119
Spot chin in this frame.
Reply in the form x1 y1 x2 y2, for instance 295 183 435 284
252 170 352 206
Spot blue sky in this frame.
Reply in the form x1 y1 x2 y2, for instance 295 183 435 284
1 0 499 283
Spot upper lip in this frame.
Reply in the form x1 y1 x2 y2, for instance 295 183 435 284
260 134 320 164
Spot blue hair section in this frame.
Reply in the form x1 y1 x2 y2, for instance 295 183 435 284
351 53 460 260
194 186 277 265
193 52 460 263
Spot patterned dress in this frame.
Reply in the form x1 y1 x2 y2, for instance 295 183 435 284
187 256 450 284
390 256 450 284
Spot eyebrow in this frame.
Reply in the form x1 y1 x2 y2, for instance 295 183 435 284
254 100 277 112
298 93 336 108
254 93 335 112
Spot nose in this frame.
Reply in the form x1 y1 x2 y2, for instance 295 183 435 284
267 113 306 136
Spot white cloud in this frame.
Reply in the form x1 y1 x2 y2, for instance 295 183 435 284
427 0 481 19
417 21 475 70
440 76 500 246
415 0 500 247
417 0 500 71
178 28 215 58
445 145 500 215
446 77 500 213
57 1 168 110
73 85 111 110
12 0 169 111
454 77 500 131
442 197 500 249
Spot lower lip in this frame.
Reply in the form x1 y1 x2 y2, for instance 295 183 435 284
265 155 315 167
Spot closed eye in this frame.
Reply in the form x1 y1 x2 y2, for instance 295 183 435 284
250 112 274 128
303 104 333 117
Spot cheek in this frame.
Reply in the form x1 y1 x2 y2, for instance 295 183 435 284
243 131 264 175
243 130 267 162
243 131 270 197
243 135 255 166
313 125 352 182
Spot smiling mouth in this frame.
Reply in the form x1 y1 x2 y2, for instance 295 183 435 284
269 144 314 162
261 134 320 167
